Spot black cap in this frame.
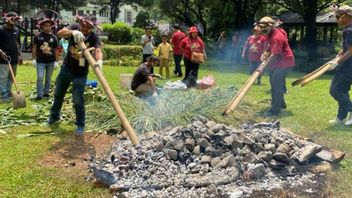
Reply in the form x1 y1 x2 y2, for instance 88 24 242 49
173 24 180 29
5 11 18 18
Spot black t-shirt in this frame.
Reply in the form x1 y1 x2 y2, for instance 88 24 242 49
34 32 58 63
131 63 152 90
0 25 19 64
339 24 352 74
63 23 101 76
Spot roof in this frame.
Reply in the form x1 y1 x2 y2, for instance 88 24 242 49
279 11 337 24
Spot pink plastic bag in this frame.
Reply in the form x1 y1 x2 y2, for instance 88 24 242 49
198 75 215 89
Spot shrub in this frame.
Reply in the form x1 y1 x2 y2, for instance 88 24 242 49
131 27 145 45
102 22 132 44
103 45 142 60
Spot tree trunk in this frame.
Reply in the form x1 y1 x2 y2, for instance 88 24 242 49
302 0 318 61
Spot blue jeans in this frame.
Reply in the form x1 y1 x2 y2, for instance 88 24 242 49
330 71 352 120
50 67 87 128
0 63 17 99
173 54 183 75
36 62 54 97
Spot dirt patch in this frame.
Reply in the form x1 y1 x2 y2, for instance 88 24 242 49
40 132 116 170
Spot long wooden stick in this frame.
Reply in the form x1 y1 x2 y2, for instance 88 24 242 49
78 42 139 145
223 61 268 115
291 57 338 87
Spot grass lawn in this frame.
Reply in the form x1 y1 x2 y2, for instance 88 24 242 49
0 60 352 197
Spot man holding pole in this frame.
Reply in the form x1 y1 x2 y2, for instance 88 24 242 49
328 5 352 125
257 16 295 116
48 15 103 134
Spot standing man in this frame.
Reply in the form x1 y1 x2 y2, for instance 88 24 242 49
328 5 352 125
141 26 155 73
32 19 59 100
171 24 186 77
0 12 22 102
257 16 295 116
48 16 103 134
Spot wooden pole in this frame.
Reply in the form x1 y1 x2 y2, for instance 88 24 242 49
78 42 139 145
223 61 268 115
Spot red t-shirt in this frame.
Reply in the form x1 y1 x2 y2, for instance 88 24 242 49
171 31 186 55
265 28 295 69
244 35 266 62
179 36 205 60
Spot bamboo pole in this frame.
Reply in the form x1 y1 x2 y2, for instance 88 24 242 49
78 42 139 145
291 57 338 87
223 61 268 115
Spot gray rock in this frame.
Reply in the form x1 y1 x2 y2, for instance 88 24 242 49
273 152 290 164
229 189 244 198
210 124 223 133
210 157 221 167
292 144 323 163
198 138 211 148
264 143 276 153
201 156 212 164
315 149 336 163
173 140 184 151
193 145 201 155
185 138 195 151
224 136 233 146
258 151 273 162
188 162 197 169
247 163 266 179
240 134 255 145
206 121 217 129
192 120 205 129
154 140 164 152
232 138 243 149
164 149 178 160
217 155 236 168
269 159 286 170
277 143 290 154
242 152 259 163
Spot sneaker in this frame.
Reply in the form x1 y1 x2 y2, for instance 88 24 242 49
43 94 50 98
328 118 345 125
345 113 352 126
48 117 60 125
75 125 85 135
177 73 183 77
34 96 43 101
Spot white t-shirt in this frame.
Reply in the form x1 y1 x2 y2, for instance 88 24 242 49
141 35 155 54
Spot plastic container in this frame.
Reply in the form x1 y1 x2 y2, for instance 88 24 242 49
119 74 133 90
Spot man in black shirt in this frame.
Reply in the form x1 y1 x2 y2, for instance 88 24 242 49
0 12 21 102
329 5 352 125
32 18 59 100
48 16 103 135
131 55 159 98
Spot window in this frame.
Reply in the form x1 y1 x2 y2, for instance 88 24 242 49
93 10 96 16
126 11 132 23
78 10 83 16
86 10 90 14
72 10 76 16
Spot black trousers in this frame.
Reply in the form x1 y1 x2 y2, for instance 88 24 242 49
330 71 352 120
183 57 200 80
268 67 290 114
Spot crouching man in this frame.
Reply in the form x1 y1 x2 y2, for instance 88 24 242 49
131 55 159 98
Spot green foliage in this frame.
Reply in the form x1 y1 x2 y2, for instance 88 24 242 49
102 44 142 60
133 10 152 28
130 27 145 44
101 22 133 44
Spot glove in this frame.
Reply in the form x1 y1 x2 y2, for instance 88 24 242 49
328 60 339 71
95 60 103 71
72 30 85 43
152 91 158 97
32 59 36 67
54 61 59 69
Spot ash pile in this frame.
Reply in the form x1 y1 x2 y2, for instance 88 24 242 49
91 118 344 197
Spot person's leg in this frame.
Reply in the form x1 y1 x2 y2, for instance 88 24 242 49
330 72 352 121
191 62 200 80
134 83 153 97
49 69 71 124
0 63 10 100
269 68 289 114
36 62 45 98
72 75 87 132
174 54 182 76
6 64 17 98
44 62 55 96
165 61 170 78
183 57 191 81
159 58 166 77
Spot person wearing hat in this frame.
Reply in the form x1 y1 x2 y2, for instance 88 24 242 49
48 15 103 135
179 26 206 87
171 24 186 77
131 55 159 98
257 16 295 116
32 18 59 100
327 5 352 125
0 11 22 102
141 26 155 74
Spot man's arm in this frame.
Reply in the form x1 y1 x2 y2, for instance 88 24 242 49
147 75 157 94
337 47 352 65
32 44 37 59
57 27 73 38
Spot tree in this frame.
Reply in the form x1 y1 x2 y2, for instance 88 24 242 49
270 0 345 59
31 0 87 12
133 10 151 28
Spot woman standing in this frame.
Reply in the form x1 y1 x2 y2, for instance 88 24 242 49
179 26 206 87
242 23 266 85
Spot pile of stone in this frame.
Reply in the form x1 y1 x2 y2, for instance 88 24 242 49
90 118 344 197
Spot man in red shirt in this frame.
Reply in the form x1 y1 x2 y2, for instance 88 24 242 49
171 24 186 77
258 16 295 116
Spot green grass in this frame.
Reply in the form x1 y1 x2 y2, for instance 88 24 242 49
1 60 352 197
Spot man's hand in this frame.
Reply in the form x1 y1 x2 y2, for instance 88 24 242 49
72 30 85 43
32 59 36 67
0 50 6 59
152 91 158 97
95 60 103 71
54 61 59 69
328 59 339 71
